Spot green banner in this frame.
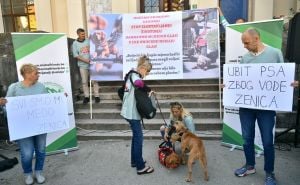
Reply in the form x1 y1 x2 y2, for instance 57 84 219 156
11 33 78 154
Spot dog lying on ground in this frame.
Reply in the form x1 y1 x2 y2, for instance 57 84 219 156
171 121 209 182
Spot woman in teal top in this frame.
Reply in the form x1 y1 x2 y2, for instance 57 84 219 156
5 63 47 185
121 55 154 175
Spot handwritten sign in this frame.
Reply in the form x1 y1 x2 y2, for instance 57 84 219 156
6 93 69 141
223 63 295 111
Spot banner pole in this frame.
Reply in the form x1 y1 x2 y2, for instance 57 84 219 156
90 80 92 119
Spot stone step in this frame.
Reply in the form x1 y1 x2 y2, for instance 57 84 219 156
98 83 220 92
76 129 222 140
74 99 221 109
75 118 223 130
98 79 219 86
74 108 222 119
78 91 220 100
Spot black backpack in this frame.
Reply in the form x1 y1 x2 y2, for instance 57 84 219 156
133 85 157 119
0 154 18 172
118 70 156 119
117 70 140 101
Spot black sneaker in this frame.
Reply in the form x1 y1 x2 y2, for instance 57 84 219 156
83 97 89 104
95 97 100 103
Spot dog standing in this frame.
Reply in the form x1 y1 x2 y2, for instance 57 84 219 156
172 122 209 182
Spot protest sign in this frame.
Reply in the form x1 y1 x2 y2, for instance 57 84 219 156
223 63 295 111
6 93 69 141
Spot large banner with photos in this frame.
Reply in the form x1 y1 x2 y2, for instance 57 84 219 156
88 9 220 81
11 33 78 154
222 20 286 152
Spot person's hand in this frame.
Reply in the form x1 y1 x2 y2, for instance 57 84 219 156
148 90 155 97
164 134 169 141
220 84 225 88
218 4 224 16
0 97 7 105
291 81 299 88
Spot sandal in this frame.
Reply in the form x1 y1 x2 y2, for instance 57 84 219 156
137 166 154 175
131 160 147 168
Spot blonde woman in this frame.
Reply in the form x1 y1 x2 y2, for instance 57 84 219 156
5 64 47 185
121 55 154 175
160 102 195 141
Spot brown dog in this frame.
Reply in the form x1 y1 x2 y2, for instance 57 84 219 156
172 122 209 182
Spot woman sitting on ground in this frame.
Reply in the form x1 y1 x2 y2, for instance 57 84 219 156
160 102 195 141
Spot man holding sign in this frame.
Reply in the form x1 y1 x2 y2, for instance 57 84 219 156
4 64 47 185
231 28 298 185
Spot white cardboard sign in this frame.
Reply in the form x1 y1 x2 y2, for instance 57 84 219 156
6 93 70 141
223 63 295 111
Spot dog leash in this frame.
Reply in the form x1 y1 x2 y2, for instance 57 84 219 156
154 95 168 126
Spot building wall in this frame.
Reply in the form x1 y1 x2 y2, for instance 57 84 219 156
35 0 53 32
0 0 298 35
0 3 3 33
273 0 297 17
112 0 138 13
189 0 217 8
252 0 274 21
66 0 86 38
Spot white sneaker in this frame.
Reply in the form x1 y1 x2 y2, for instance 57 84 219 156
35 171 46 184
24 174 34 185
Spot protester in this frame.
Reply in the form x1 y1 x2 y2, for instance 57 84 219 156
218 5 246 27
231 28 298 185
120 55 154 175
72 28 100 104
4 64 47 185
160 102 195 141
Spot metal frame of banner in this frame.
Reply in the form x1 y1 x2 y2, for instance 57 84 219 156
89 80 93 119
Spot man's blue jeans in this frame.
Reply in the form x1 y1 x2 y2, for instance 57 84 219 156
17 134 47 174
239 108 276 173
127 119 145 171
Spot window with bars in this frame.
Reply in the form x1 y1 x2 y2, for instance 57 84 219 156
0 0 36 32
140 0 189 13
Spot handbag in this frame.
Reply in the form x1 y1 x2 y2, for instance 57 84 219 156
158 141 179 169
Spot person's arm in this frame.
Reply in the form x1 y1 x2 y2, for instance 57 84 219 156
75 56 90 64
133 79 151 92
183 115 195 133
72 42 90 64
218 7 230 27
6 83 16 97
0 97 7 105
